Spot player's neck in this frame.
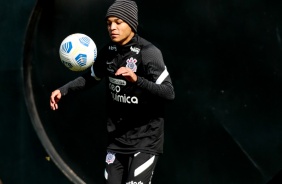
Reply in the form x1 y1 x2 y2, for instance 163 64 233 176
119 32 135 46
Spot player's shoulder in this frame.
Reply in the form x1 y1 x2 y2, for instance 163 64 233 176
100 41 115 52
138 36 162 56
97 41 118 58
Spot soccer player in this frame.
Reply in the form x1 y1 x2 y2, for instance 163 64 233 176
50 0 175 183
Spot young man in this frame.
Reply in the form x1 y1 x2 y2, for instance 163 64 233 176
50 0 175 183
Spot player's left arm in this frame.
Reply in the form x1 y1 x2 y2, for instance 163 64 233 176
135 46 175 100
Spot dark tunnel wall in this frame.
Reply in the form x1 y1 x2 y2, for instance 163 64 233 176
0 0 71 183
2 0 282 183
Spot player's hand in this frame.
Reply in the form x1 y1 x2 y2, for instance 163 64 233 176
50 89 62 110
115 67 137 82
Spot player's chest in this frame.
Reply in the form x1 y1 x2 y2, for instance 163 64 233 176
106 52 142 75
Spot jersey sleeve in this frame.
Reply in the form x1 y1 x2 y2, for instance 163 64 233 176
58 46 109 96
136 44 175 100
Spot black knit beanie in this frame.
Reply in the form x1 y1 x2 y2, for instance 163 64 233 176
105 0 138 33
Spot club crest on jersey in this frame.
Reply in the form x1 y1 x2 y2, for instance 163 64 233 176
106 152 116 165
126 57 137 72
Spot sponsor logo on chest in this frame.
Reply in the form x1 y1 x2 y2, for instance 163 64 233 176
108 77 139 104
126 181 143 184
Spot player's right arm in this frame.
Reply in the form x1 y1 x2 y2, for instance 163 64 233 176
49 74 100 110
49 45 108 110
50 89 61 110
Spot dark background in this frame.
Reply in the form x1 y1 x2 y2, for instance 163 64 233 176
2 0 282 183
0 0 71 183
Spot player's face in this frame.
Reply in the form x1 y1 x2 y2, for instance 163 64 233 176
107 16 135 45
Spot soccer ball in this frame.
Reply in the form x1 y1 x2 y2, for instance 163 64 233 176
59 33 97 72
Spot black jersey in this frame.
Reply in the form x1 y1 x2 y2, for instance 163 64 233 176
59 35 174 155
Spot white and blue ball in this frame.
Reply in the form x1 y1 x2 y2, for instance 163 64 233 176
59 33 97 71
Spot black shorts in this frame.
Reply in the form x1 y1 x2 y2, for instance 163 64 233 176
104 151 159 184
